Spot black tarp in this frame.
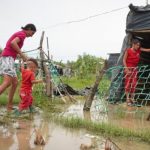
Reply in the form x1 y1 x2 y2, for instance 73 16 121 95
110 3 150 103
117 3 150 65
126 4 150 32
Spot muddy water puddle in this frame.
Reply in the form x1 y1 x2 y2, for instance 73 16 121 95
63 100 150 130
0 100 150 150
62 100 150 149
0 112 106 150
0 114 150 150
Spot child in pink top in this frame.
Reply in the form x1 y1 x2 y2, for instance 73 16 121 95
0 24 36 111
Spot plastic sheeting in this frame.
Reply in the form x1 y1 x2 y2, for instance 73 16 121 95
117 4 150 65
117 3 150 65
126 4 150 32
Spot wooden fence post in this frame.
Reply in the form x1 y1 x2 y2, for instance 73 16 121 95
147 112 150 121
39 31 52 98
83 60 107 111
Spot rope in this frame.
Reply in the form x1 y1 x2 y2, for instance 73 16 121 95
47 60 76 102
43 6 127 29
99 65 150 105
22 47 40 53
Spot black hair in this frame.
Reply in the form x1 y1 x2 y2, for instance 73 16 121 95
132 39 141 45
28 58 38 67
21 23 36 32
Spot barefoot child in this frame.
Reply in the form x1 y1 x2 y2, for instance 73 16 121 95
15 58 43 115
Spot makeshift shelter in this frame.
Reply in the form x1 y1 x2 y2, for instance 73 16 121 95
118 3 150 65
107 53 120 68
108 3 150 104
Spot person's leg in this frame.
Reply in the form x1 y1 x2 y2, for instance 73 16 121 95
125 73 131 104
28 92 33 107
125 71 134 105
19 91 29 111
130 68 138 102
0 75 12 94
29 93 35 112
125 92 130 101
7 77 18 110
13 90 25 116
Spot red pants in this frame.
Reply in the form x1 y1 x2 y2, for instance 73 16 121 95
124 67 137 94
19 90 33 111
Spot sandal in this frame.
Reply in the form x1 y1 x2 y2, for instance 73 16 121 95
29 106 36 113
126 98 134 106
7 105 16 111
127 102 134 106
13 109 21 116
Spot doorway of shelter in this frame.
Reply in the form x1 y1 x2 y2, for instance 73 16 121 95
131 31 150 104
131 31 150 64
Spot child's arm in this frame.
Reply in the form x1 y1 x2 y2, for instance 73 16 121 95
31 79 43 84
19 60 25 72
123 49 130 73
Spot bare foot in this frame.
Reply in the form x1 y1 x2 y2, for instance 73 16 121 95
126 99 133 106
7 105 15 112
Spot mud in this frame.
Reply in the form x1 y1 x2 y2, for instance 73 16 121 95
0 100 150 150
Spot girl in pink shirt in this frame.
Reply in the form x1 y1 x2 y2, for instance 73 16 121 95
0 23 36 111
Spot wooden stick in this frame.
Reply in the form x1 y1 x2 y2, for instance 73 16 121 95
39 31 52 98
147 112 150 121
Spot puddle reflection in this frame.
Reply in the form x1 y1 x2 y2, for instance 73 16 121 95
63 100 108 123
0 126 14 150
64 100 150 130
0 102 150 150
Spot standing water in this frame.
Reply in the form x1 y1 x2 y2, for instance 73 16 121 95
0 100 150 150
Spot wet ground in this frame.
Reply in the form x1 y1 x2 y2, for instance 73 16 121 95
0 100 150 150
64 100 150 131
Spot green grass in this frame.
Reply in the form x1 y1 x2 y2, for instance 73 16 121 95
52 116 150 143
61 74 96 89
1 76 150 144
0 73 110 105
0 88 20 105
62 74 111 94
2 74 150 143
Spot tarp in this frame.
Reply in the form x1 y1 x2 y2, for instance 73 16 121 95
110 3 150 102
117 3 150 65
126 4 150 32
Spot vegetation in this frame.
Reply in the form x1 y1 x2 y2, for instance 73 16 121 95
52 116 150 143
62 74 96 89
0 47 2 54
65 53 105 78
0 53 150 145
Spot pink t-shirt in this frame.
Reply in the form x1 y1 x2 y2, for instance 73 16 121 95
2 30 26 60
